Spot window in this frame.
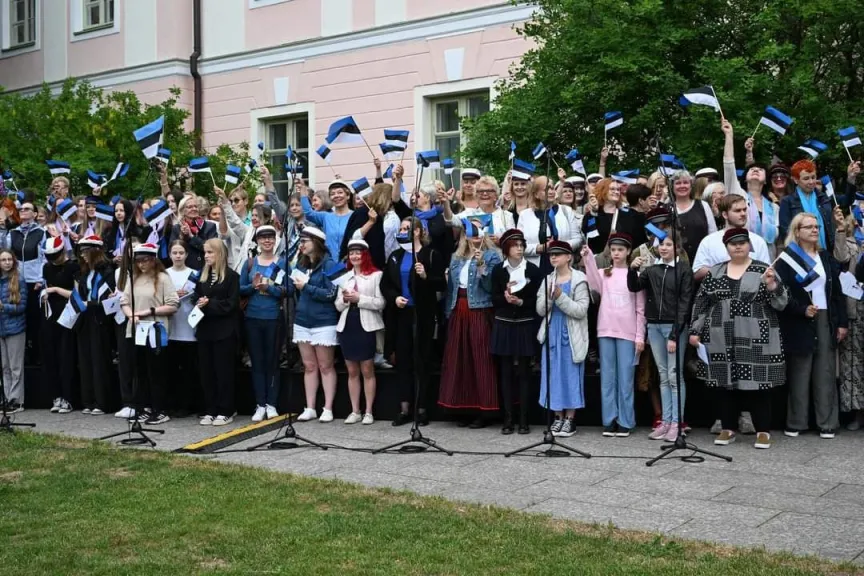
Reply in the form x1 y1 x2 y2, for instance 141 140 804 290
9 0 35 48
430 91 490 181
264 115 309 199
84 0 114 30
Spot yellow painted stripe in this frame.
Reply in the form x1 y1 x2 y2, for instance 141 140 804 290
181 414 292 451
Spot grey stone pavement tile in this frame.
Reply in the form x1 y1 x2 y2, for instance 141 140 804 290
18 410 864 562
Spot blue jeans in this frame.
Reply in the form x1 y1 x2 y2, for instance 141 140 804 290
246 318 282 407
646 324 687 424
598 337 636 429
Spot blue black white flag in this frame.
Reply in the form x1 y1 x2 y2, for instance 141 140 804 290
225 165 242 185
156 148 171 164
133 116 165 159
798 140 828 158
415 150 440 169
759 106 794 135
681 87 720 112
604 111 623 131
188 157 211 173
351 177 372 198
379 143 403 159
839 126 861 149
612 169 640 185
442 158 455 176
532 142 547 160
511 159 535 181
94 203 114 222
779 242 819 287
46 160 71 175
326 116 363 145
57 199 77 221
316 144 332 163
144 199 172 227
383 129 409 150
509 141 517 161
87 170 107 190
565 149 585 175
109 162 130 182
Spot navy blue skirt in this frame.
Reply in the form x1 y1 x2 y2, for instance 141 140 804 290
339 307 376 362
491 318 537 357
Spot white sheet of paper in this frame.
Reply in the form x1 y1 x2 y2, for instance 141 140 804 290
290 269 309 283
274 270 285 285
188 306 204 329
696 343 710 366
508 267 527 293
114 310 126 325
135 321 154 346
181 279 197 294
331 270 355 290
41 289 51 319
101 294 122 316
839 271 864 300
57 302 79 330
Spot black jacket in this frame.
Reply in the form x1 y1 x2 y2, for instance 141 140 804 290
627 262 693 340
393 200 454 264
775 250 848 354
779 190 836 253
169 220 217 271
490 260 542 322
381 245 446 311
339 207 386 269
194 268 240 341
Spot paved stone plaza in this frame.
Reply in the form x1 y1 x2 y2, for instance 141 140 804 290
19 411 864 564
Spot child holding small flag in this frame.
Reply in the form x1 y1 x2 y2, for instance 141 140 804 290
775 213 847 440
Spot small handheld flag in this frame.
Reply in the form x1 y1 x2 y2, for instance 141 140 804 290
779 242 819 287
659 154 685 176
415 150 441 169
46 160 71 175
379 143 403 159
442 158 455 176
245 158 257 173
351 177 372 198
821 175 835 198
156 148 171 164
144 199 172 227
612 169 640 185
681 86 721 113
839 126 861 162
57 199 77 221
511 159 535 181
645 223 668 243
532 142 547 160
586 217 599 239
326 116 363 145
225 165 242 185
316 144 332 163
604 111 623 131
460 218 485 238
757 106 794 137
188 157 211 173
383 129 409 150
509 141 517 161
87 170 107 190
108 162 130 183
798 140 828 158
565 149 586 175
94 203 115 222
133 116 165 159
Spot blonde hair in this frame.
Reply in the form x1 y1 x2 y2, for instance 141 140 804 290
366 183 393 216
476 176 500 195
784 212 819 248
200 238 228 284
454 229 499 259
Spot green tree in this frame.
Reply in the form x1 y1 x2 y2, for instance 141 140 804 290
0 79 256 203
463 0 864 180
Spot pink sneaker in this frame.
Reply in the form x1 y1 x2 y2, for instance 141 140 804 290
663 423 679 442
649 422 669 440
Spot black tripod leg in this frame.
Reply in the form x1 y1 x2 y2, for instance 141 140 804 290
545 441 591 458
646 442 732 467
504 440 547 457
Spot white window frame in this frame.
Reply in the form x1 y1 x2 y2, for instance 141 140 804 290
250 103 316 191
70 0 120 42
1 0 39 56
249 0 292 9
83 0 113 30
414 77 498 184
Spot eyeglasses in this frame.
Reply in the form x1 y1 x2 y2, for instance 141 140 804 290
231 198 243 204
771 174 788 181
476 188 496 195
19 207 33 212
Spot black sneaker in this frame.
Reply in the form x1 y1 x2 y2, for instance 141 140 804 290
615 427 631 438
550 418 564 435
136 410 153 423
557 418 576 438
602 423 618 437
518 423 530 435
418 412 430 427
145 413 170 425
391 412 412 427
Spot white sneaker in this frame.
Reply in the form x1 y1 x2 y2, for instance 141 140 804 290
213 414 234 426
252 406 266 422
265 405 278 419
362 413 374 425
344 412 362 424
297 407 317 422
90 408 105 416
199 415 214 426
114 406 132 419
319 409 334 423
57 400 73 414
50 398 62 413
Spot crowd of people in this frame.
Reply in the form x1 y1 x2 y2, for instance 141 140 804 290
1 117 863 451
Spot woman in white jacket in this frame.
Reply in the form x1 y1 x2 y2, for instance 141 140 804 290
218 191 282 272
518 176 582 272
536 240 590 438
335 237 386 425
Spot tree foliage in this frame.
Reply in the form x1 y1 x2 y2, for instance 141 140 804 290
463 0 864 179
0 79 255 202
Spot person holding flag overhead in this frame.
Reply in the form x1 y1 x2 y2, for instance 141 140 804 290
438 220 502 428
120 243 180 426
240 225 290 423
689 227 788 449
299 179 353 260
775 213 847 440
169 194 217 270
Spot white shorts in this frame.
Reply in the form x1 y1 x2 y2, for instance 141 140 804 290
293 324 338 347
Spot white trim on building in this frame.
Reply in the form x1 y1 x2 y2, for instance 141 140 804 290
70 0 121 43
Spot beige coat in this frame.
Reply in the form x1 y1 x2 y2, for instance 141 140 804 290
335 270 386 332
536 268 591 363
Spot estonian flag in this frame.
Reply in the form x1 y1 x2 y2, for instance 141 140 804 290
460 218 485 238
156 148 171 164
604 111 623 131
759 106 794 136
109 162 130 182
94 203 114 222
245 159 257 173
821 176 835 198
46 160 71 175
779 241 819 287
379 143 403 159
70 290 87 314
442 158 455 175
467 213 493 234
512 159 535 181
351 177 372 198
316 144 332 163
681 86 720 112
565 149 586 175
509 141 516 161
532 142 547 160
612 169 640 184
585 216 599 239
225 165 242 185
798 139 828 158
645 223 668 243
326 116 363 145
87 170 107 190
659 154 685 176
415 150 440 169
188 157 211 173
839 126 861 149
384 164 406 194
57 199 77 221
133 116 165 159
144 199 172 226
383 129 409 150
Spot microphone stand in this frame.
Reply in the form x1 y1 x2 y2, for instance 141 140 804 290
101 164 164 447
245 168 327 451
0 369 35 434
506 153 590 458
374 161 452 455
645 135 731 466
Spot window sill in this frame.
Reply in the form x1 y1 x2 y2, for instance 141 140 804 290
73 22 115 36
71 23 119 42
1 41 36 54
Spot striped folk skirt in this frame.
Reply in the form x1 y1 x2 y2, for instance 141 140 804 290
438 292 498 411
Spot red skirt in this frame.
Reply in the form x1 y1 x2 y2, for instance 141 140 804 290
438 292 498 411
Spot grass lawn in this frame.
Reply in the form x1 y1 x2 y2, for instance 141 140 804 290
0 433 860 576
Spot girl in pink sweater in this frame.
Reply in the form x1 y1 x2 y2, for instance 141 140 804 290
582 233 646 437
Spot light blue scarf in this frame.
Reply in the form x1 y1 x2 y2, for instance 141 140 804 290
746 193 777 244
797 187 826 249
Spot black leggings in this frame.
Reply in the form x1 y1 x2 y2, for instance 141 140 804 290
716 388 772 433
499 355 532 422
